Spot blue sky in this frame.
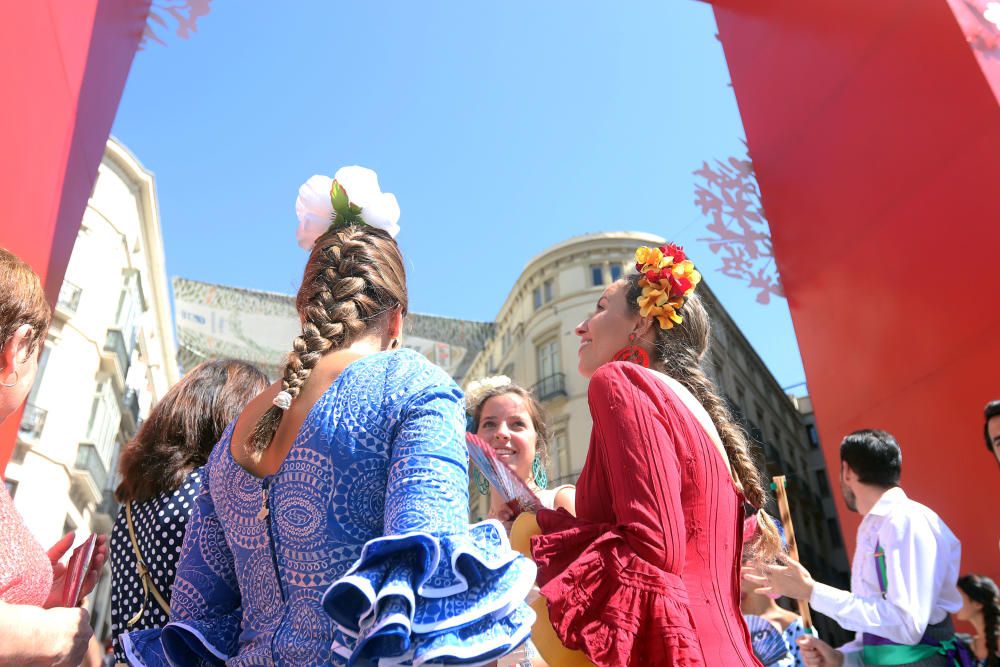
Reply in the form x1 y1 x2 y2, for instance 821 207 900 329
111 0 807 390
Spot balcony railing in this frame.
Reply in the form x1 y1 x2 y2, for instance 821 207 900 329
18 403 47 440
103 328 131 378
532 372 567 401
74 443 108 491
56 281 83 314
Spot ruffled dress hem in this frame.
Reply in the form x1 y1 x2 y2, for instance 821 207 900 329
530 508 706 667
324 520 536 666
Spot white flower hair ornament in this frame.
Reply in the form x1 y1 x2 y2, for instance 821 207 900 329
294 166 401 250
464 375 513 412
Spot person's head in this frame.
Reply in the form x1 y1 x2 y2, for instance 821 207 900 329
957 574 1000 663
116 359 268 503
247 224 408 454
468 378 551 486
575 244 780 561
0 248 51 424
984 400 1000 468
839 429 901 512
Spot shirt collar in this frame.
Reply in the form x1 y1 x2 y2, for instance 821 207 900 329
866 486 907 517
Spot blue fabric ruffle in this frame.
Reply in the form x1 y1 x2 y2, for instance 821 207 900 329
323 520 536 666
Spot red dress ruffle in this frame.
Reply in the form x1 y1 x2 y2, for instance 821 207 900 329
532 509 704 667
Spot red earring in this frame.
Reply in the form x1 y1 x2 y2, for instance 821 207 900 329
612 332 650 367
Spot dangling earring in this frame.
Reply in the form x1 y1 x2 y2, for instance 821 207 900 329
612 332 650 367
473 468 489 495
389 338 400 350
531 454 548 489
0 369 19 388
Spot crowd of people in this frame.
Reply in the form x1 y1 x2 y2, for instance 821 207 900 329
0 167 997 666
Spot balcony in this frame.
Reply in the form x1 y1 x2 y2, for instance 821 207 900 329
532 372 567 401
56 281 82 315
102 328 131 380
18 403 46 440
74 442 108 492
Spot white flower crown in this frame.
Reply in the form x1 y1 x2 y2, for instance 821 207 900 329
295 166 400 250
464 375 513 412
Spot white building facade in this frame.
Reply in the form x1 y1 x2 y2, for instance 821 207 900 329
4 137 178 640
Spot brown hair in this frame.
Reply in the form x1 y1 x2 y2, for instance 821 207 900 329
469 383 552 472
0 248 51 360
116 359 268 503
626 277 782 561
246 224 408 454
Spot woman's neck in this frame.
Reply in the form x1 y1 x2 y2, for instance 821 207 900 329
743 592 779 617
969 611 985 635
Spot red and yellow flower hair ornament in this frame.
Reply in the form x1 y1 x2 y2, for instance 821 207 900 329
633 243 701 330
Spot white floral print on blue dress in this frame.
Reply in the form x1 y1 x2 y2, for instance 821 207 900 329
121 349 535 666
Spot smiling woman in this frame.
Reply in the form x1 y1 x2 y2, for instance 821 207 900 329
467 376 577 523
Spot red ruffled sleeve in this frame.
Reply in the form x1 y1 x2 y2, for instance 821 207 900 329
530 362 705 667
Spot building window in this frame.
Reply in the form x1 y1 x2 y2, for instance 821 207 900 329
814 470 830 496
87 378 122 468
827 518 843 548
533 287 542 310
502 330 512 354
806 423 820 448
590 264 604 287
5 480 17 498
551 430 571 482
537 339 560 380
114 270 144 353
610 263 623 282
543 279 554 303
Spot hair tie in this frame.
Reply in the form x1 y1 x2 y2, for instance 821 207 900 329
273 391 293 411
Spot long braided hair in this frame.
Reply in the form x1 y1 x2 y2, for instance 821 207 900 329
626 277 782 561
246 224 407 455
959 574 1000 666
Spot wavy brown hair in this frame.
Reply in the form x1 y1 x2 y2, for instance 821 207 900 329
469 383 552 474
116 359 268 503
625 276 782 561
0 248 51 359
245 224 408 455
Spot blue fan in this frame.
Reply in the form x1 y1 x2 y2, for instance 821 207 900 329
744 614 791 666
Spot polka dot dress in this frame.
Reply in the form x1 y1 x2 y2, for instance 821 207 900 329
110 468 202 663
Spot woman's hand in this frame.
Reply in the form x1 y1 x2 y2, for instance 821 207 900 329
797 635 844 667
44 533 109 608
487 505 515 533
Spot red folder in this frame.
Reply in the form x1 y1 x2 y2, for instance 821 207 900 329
62 534 97 607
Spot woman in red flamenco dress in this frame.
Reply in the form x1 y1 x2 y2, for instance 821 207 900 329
530 245 782 667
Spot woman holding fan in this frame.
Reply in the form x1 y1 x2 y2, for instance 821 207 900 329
466 376 576 523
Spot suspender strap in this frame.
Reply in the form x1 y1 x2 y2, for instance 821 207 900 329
124 502 171 626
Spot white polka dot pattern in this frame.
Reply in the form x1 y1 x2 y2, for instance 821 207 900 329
109 469 202 662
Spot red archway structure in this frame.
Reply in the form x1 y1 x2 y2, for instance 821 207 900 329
711 0 1000 583
1 0 996 593
0 0 150 467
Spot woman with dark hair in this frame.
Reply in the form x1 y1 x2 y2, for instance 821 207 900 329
0 247 107 666
121 168 533 666
529 244 780 666
109 358 268 663
957 574 1000 667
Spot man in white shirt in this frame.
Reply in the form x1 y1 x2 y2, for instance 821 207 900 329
744 429 965 666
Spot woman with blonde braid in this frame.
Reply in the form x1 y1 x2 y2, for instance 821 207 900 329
121 168 535 666
529 244 781 667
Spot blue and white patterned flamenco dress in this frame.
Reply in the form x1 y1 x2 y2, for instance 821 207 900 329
121 349 536 666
